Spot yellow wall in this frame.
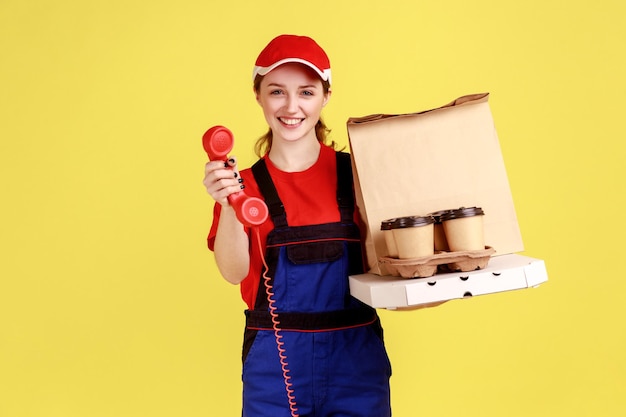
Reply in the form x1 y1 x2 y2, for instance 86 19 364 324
1 1 624 416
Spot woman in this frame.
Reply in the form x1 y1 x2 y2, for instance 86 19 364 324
204 34 392 417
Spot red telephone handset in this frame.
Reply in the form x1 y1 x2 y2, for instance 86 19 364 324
203 126 269 227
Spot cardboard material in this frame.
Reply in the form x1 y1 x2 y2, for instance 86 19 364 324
349 254 548 309
346 93 547 309
347 93 524 275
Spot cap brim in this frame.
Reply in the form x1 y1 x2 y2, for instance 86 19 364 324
252 58 331 84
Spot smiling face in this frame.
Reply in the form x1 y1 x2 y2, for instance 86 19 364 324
255 63 331 146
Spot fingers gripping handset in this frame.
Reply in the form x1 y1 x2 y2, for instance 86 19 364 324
203 126 269 227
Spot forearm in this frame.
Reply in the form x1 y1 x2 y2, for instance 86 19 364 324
213 206 251 284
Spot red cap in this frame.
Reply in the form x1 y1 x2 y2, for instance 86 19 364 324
253 34 331 84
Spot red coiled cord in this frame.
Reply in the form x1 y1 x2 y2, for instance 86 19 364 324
253 228 299 417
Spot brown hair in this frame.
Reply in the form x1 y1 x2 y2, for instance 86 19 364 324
253 74 339 157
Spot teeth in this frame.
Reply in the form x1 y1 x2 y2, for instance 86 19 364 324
280 118 303 125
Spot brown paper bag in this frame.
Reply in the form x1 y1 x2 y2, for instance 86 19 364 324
347 93 524 275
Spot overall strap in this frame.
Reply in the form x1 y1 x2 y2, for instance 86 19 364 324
251 158 288 228
335 152 355 223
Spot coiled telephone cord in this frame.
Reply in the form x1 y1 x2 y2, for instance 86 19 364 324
253 227 299 417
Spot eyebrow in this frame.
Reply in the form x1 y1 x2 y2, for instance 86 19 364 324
266 82 319 89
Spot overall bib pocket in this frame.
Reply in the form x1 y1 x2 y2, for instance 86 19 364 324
286 241 344 264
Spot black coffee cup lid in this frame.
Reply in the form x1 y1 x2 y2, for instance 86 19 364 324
391 215 435 229
381 218 398 230
440 206 485 221
427 209 452 223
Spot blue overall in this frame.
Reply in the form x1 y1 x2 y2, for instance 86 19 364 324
242 152 392 417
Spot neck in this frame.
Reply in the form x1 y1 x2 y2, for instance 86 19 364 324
269 139 321 172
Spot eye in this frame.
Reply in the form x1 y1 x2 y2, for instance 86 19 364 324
270 89 283 95
301 90 314 96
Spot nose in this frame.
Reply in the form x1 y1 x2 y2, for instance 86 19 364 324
285 93 299 113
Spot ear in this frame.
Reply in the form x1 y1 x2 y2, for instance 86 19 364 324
254 87 261 106
322 89 332 107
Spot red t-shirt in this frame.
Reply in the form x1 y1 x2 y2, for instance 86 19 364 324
208 144 347 309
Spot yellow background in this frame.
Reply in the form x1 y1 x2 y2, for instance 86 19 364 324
1 0 624 416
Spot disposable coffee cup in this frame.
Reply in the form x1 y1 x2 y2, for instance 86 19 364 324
381 218 399 258
428 210 451 252
391 215 435 259
441 207 485 252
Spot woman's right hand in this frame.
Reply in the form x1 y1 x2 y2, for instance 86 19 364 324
205 157 251 284
202 158 243 207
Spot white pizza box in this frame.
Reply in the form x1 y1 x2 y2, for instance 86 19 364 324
349 254 547 309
